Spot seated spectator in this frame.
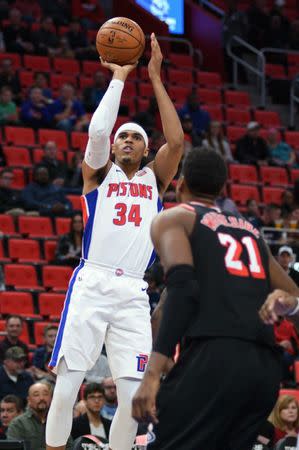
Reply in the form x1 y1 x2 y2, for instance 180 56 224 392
55 213 83 267
267 129 296 167
277 245 299 285
255 420 275 449
85 352 111 384
51 83 89 133
0 86 18 125
0 169 25 215
38 0 71 26
243 198 261 222
265 11 289 48
31 71 53 103
38 140 68 186
3 8 33 54
0 347 33 404
252 203 282 227
7 382 73 448
179 92 211 137
13 0 42 23
101 377 117 420
0 315 29 365
67 151 83 189
274 316 299 384
20 87 53 129
0 58 21 103
0 394 23 438
180 113 202 151
54 36 75 59
247 0 270 49
269 395 299 444
32 326 58 381
281 190 295 216
66 18 88 58
22 166 72 216
202 121 234 162
71 383 111 441
82 71 107 113
32 16 59 56
236 121 269 165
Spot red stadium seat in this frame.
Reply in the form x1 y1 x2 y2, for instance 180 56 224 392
199 88 222 105
42 265 73 290
3 146 32 167
202 105 224 121
4 264 41 289
0 239 10 262
288 65 299 79
11 169 26 189
113 116 130 132
294 361 299 383
19 70 35 89
226 126 246 143
38 293 65 317
66 195 82 210
32 148 65 164
53 58 80 74
50 73 77 90
230 184 260 205
5 126 35 146
0 52 21 69
225 108 251 126
288 54 299 66
279 389 299 402
44 241 57 262
122 81 137 98
33 321 52 346
229 164 258 184
168 86 191 103
78 76 93 89
196 71 222 89
23 55 51 72
8 238 42 263
136 98 149 112
285 131 299 150
260 166 289 187
71 132 88 151
0 215 16 234
254 110 281 128
138 82 154 98
265 64 286 79
0 291 34 315
18 216 54 237
38 129 68 150
82 61 109 77
262 187 285 205
55 218 71 235
139 66 166 83
168 68 193 86
169 53 194 69
291 169 299 183
224 90 251 109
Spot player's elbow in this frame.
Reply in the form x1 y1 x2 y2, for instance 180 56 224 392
88 121 109 141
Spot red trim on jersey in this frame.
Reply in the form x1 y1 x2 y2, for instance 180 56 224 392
81 196 89 227
179 203 196 212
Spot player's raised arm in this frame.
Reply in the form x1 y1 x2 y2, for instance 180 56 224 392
147 34 184 194
82 60 137 194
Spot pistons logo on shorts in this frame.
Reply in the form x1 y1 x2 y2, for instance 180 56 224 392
136 354 148 372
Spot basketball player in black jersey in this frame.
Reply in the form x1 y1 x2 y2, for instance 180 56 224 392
132 148 299 450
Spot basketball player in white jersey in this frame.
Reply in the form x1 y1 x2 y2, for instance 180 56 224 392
46 33 184 450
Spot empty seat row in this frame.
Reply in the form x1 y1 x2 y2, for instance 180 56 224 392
0 238 57 263
0 215 71 236
0 291 64 320
229 165 299 186
230 184 286 206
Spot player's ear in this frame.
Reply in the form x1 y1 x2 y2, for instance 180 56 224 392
143 147 149 158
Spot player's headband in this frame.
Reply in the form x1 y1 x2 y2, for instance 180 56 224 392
114 122 149 148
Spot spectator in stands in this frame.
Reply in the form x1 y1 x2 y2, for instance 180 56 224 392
20 87 53 129
3 8 33 54
32 16 59 57
251 203 282 233
31 72 53 103
269 395 299 444
66 18 89 59
0 58 21 103
255 420 275 448
51 83 89 133
180 113 202 150
270 0 290 41
101 377 117 420
55 213 83 267
133 96 160 136
82 70 107 113
67 151 83 190
236 121 269 165
13 0 42 23
7 381 73 448
55 36 75 59
22 165 72 216
72 0 103 29
202 121 234 162
0 316 29 364
38 0 71 26
266 9 289 49
32 326 58 381
0 394 23 438
274 316 299 384
281 190 296 216
71 383 111 441
38 140 68 186
0 86 18 125
277 245 299 285
289 20 299 50
244 198 261 222
247 0 270 49
85 351 111 384
0 347 33 404
0 168 25 215
267 129 296 167
179 92 211 137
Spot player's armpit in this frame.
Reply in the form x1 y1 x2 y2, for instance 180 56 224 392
82 160 112 195
148 142 183 195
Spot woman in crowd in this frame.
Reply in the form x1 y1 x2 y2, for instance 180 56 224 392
269 395 299 444
202 120 234 162
55 213 83 267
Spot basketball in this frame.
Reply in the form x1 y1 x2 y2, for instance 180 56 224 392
96 17 145 66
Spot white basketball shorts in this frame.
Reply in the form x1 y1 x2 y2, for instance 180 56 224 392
49 260 152 380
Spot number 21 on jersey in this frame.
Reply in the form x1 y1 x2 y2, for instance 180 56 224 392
218 232 266 279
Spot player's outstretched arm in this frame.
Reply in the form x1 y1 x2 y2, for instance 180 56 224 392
147 33 184 194
82 60 137 194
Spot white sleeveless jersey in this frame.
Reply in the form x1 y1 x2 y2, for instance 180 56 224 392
81 163 162 276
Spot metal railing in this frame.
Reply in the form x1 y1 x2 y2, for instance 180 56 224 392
226 36 266 107
290 73 299 128
261 226 299 245
145 34 203 66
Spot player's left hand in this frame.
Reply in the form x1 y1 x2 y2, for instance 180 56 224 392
259 289 298 324
148 32 163 81
132 374 160 424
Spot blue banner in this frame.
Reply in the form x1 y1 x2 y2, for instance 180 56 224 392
135 0 184 34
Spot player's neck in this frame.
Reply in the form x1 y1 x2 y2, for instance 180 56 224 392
183 193 216 207
115 161 140 180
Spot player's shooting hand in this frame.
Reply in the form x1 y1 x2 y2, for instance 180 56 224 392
148 32 163 81
259 289 298 324
100 58 138 82
132 374 160 424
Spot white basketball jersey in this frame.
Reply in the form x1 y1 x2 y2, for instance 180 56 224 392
81 163 162 276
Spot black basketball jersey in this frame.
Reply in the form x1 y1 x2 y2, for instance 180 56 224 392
184 202 276 347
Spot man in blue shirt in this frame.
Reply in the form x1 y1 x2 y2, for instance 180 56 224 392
179 92 211 137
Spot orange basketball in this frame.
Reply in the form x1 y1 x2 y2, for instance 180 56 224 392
96 17 145 66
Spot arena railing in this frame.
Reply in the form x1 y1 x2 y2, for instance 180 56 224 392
261 226 299 246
